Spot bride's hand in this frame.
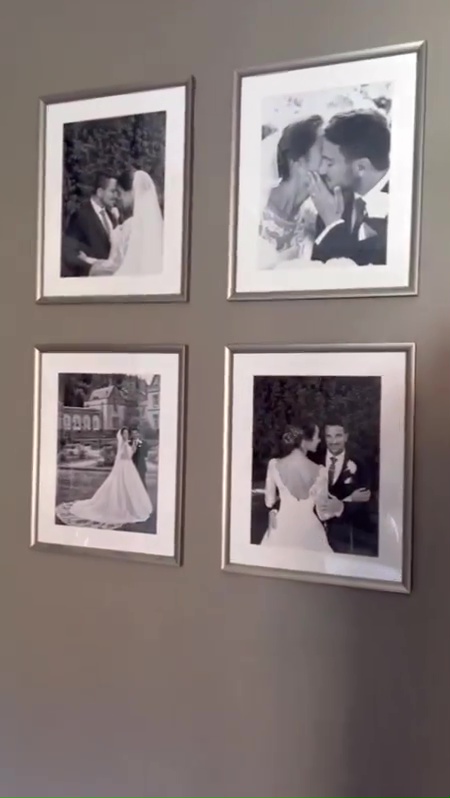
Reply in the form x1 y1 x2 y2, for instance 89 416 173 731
277 245 300 262
89 260 116 277
79 251 95 264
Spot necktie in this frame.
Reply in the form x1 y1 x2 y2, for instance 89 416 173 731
328 456 337 487
353 197 367 231
99 208 111 238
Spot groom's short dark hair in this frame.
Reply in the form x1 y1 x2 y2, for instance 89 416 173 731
93 172 114 193
325 110 390 171
325 417 347 431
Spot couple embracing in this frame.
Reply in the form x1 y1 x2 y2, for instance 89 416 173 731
263 419 372 554
62 168 163 278
260 108 390 267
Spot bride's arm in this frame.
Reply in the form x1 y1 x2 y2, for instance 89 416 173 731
264 459 278 509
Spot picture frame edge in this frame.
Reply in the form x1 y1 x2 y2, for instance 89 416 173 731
234 39 426 83
221 560 411 594
228 40 426 301
31 343 187 566
222 341 415 593
38 75 195 109
36 77 194 305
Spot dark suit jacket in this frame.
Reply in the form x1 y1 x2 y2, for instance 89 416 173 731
61 201 117 277
312 183 389 266
132 440 149 483
315 450 374 554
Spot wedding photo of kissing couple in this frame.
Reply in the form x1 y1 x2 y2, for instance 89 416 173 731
258 97 390 270
61 109 165 281
39 82 190 301
233 45 421 297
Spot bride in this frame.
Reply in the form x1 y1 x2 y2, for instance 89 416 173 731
258 116 323 269
85 169 163 277
68 427 153 526
262 422 332 552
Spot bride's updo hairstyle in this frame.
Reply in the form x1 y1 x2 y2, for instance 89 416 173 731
280 420 317 457
277 115 323 181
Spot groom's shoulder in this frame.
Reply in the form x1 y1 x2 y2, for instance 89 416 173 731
76 199 93 216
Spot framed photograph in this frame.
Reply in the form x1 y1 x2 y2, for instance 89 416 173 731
229 42 425 299
37 79 193 303
31 346 185 565
223 344 414 592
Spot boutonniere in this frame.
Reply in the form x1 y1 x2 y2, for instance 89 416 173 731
346 460 357 475
366 192 389 220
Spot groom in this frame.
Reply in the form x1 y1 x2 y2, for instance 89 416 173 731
131 428 149 489
314 419 374 554
310 109 390 266
61 173 119 277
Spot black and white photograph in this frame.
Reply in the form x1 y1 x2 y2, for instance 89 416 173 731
231 43 424 298
223 345 414 591
32 349 185 564
250 375 381 557
38 82 192 301
56 372 160 535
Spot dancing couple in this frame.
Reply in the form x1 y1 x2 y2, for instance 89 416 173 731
262 419 373 554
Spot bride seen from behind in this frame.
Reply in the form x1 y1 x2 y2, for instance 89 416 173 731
67 427 153 527
262 421 331 552
88 169 163 277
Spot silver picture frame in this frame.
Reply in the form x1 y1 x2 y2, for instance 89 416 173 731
222 343 415 593
31 344 187 566
36 77 194 304
228 41 426 300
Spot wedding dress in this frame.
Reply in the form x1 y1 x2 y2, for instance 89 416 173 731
261 455 331 552
69 430 153 526
106 170 163 276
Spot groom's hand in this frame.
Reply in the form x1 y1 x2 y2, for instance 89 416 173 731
89 261 115 276
309 172 344 227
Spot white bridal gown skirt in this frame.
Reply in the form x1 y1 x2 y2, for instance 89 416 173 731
71 460 153 525
262 495 330 553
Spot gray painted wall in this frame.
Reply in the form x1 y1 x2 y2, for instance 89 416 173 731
1 0 448 795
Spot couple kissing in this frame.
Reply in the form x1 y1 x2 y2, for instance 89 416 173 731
260 108 390 268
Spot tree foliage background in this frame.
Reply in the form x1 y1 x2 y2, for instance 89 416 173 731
62 111 166 227
261 82 392 140
252 375 381 484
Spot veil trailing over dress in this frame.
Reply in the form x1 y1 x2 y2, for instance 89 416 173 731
116 170 164 277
